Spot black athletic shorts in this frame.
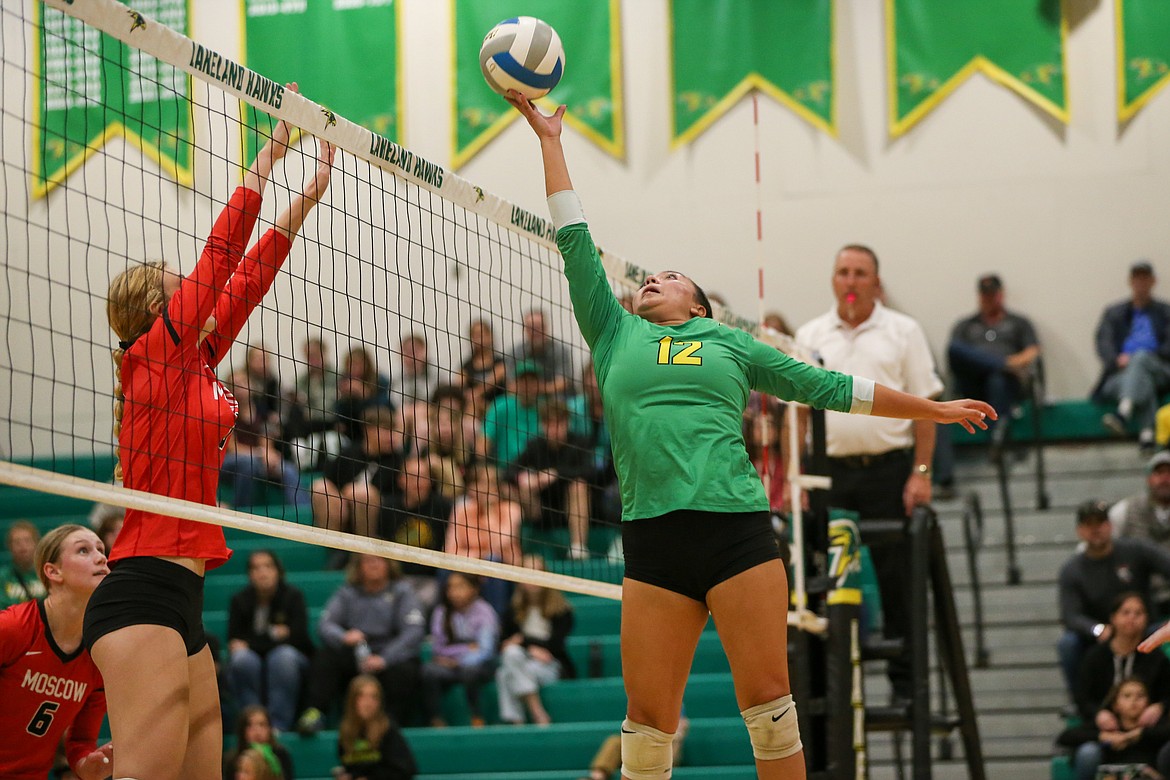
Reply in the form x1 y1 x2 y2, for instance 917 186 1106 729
621 509 781 603
83 556 208 656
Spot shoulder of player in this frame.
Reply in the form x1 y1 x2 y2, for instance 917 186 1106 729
0 601 40 657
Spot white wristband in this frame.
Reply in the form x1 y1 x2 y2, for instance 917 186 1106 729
547 190 586 230
849 376 875 415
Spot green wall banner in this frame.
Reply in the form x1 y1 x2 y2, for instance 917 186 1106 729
1116 0 1170 122
34 1 193 198
670 0 834 147
887 0 1068 137
452 0 623 170
241 0 401 164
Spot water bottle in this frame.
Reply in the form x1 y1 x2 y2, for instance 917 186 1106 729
588 640 603 678
354 640 372 668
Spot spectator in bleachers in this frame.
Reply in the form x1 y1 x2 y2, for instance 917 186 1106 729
496 556 576 726
390 333 440 414
242 344 284 427
460 318 508 411
1070 593 1170 774
311 406 405 543
506 399 593 559
292 336 339 436
232 748 281 780
221 372 309 510
421 572 500 728
947 274 1042 425
569 359 620 530
444 463 521 613
420 385 475 501
0 520 45 608
335 346 392 440
763 311 793 337
226 550 313 732
479 360 544 471
379 453 452 611
222 705 294 780
94 513 123 557
743 392 796 515
335 675 417 780
297 555 424 735
1094 261 1170 451
1058 676 1170 780
1058 500 1170 697
1111 451 1170 616
512 308 575 396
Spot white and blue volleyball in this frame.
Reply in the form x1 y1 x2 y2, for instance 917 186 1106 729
479 16 565 100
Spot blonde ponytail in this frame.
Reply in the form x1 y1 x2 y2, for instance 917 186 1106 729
107 261 166 480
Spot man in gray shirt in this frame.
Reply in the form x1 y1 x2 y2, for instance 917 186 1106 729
947 274 1041 423
297 554 426 731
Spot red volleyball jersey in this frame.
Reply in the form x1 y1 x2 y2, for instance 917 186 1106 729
0 600 106 779
111 186 293 569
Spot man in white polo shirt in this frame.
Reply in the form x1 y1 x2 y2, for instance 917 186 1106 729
796 243 944 702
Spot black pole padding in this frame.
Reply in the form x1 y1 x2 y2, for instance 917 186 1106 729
824 603 862 780
808 407 830 567
907 506 933 780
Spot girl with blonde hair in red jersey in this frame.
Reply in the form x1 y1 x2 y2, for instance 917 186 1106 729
0 524 111 780
85 85 336 780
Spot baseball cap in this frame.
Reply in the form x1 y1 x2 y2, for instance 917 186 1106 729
1148 450 1170 473
1131 260 1154 276
977 274 1002 295
514 359 542 378
1076 499 1110 525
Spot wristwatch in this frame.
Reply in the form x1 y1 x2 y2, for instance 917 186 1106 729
1092 623 1106 638
915 463 931 477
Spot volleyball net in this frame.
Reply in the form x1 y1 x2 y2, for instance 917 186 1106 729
0 0 814 610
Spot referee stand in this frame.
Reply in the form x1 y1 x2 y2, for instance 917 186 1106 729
794 409 986 780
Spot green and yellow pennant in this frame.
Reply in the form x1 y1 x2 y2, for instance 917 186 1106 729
887 0 1068 137
1116 0 1170 123
240 0 402 164
670 0 835 147
33 1 193 198
452 0 624 170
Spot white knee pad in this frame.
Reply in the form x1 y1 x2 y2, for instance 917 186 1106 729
741 694 802 761
620 718 675 780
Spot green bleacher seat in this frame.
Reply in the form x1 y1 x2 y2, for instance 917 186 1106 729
1051 754 1073 780
415 770 756 780
0 489 92 518
203 570 347 609
952 397 1133 445
214 538 330 575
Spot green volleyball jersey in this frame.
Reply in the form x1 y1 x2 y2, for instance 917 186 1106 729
557 222 857 521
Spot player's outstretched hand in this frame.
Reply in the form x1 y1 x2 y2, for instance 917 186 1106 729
75 741 113 780
302 139 335 206
933 399 997 433
1139 622 1170 653
506 89 565 140
264 82 298 166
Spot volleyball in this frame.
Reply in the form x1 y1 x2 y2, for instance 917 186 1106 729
479 16 565 100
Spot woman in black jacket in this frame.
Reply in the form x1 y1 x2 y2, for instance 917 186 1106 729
227 550 314 731
1062 592 1170 780
496 555 576 725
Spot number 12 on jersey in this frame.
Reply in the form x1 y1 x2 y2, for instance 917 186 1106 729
656 337 703 366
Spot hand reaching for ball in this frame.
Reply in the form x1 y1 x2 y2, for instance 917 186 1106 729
507 90 565 140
